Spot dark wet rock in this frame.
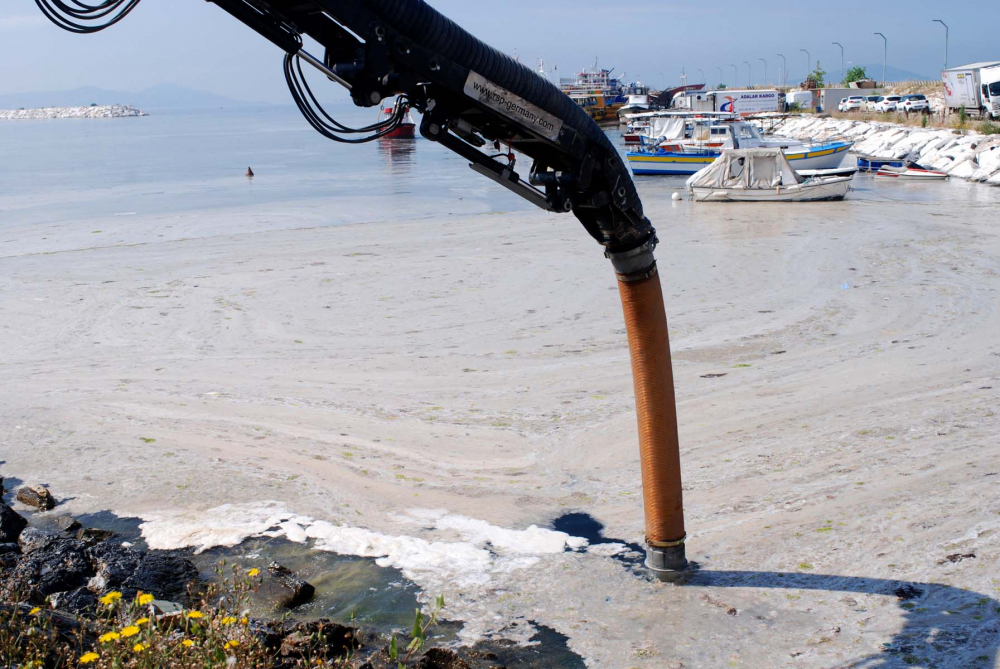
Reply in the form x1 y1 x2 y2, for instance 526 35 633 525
53 515 82 533
256 561 315 610
18 527 63 554
49 586 98 615
1 531 92 602
0 503 28 543
76 527 115 545
16 484 56 510
0 542 19 555
893 584 923 600
270 619 367 663
87 543 197 603
418 648 473 669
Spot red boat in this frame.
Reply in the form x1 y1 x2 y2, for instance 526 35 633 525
379 102 416 139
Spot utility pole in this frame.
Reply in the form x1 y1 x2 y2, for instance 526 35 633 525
874 32 887 87
777 53 786 88
832 42 844 84
933 19 948 70
759 58 767 86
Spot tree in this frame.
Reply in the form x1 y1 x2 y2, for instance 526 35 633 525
805 61 827 89
717 83 727 89
843 65 868 85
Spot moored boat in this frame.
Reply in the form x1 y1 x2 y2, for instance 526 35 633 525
874 164 948 180
686 148 853 202
378 101 416 139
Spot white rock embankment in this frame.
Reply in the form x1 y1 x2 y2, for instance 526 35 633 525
777 116 1000 185
0 104 147 120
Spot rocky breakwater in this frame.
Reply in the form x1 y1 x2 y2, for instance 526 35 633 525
0 104 148 120
0 480 514 668
776 116 1000 186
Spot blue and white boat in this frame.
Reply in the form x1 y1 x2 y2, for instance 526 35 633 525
627 120 853 176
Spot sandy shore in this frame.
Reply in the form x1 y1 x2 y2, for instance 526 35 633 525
2 176 1000 667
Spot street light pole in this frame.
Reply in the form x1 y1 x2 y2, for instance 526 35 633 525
759 58 767 86
715 66 723 87
743 61 752 87
731 63 738 88
698 69 705 84
777 53 786 87
874 32 887 87
800 49 811 83
933 19 948 70
832 42 844 83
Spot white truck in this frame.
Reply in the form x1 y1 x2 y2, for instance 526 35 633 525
942 61 1000 118
673 89 781 115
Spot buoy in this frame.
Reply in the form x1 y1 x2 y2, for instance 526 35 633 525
246 167 254 178
671 192 681 201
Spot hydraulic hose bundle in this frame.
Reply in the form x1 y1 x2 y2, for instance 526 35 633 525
33 0 689 576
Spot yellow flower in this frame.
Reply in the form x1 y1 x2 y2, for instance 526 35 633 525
79 652 100 664
185 611 204 619
221 616 237 625
137 593 154 606
224 640 240 649
99 632 121 643
133 643 147 652
120 626 140 638
99 591 123 606
135 617 150 625
29 607 41 615
240 617 249 625
181 639 195 648
247 568 260 577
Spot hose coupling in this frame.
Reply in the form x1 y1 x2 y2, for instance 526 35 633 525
605 235 658 282
645 533 688 579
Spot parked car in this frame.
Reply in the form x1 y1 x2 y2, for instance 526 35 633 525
874 95 902 112
866 96 883 111
899 94 930 114
839 95 865 112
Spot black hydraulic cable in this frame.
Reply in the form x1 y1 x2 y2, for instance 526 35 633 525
34 0 141 33
284 54 406 144
292 57 398 134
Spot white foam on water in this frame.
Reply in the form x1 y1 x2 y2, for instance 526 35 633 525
140 500 297 553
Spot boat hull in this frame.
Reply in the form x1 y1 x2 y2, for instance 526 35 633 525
874 165 948 180
689 177 852 202
628 142 852 175
382 122 416 139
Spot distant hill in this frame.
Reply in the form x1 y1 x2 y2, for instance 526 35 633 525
0 84 268 110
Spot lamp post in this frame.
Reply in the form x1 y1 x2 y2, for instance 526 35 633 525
933 19 948 70
715 66 723 87
874 32 887 87
777 53 786 87
731 63 738 88
743 61 752 87
759 58 767 86
800 48 811 82
832 42 844 83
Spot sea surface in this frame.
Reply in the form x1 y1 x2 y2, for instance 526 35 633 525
0 104 541 230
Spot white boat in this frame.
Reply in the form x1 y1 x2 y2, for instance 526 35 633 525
874 164 948 180
686 148 853 202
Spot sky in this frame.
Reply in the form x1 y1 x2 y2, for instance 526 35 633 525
2 0 999 102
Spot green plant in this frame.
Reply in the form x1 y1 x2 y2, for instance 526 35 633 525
921 113 928 128
716 83 727 89
978 120 1000 135
958 105 968 129
388 595 445 668
843 65 868 85
806 61 826 89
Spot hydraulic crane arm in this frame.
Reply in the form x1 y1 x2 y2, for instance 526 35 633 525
33 0 688 576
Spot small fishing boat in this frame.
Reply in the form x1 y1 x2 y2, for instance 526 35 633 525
874 164 948 180
857 155 904 172
379 101 416 139
686 148 853 202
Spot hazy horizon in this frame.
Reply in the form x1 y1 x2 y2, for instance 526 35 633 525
3 0 998 103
